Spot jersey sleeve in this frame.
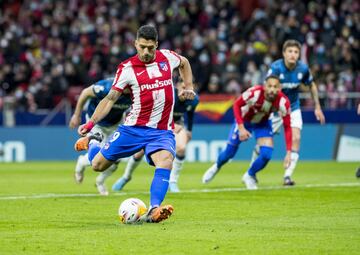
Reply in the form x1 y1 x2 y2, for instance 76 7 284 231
233 87 257 124
160 49 181 70
278 95 292 151
112 61 132 92
185 95 199 131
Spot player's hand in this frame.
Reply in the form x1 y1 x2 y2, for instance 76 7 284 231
179 89 196 101
238 125 251 141
77 121 95 137
69 115 81 129
314 108 325 124
283 151 291 169
357 103 360 115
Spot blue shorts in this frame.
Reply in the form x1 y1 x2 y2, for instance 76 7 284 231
227 120 273 147
100 125 175 166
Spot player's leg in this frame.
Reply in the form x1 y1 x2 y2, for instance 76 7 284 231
169 126 188 192
74 153 91 183
142 129 176 223
94 126 120 195
202 122 240 183
242 121 273 190
283 109 302 185
112 150 144 191
250 113 282 165
145 149 174 223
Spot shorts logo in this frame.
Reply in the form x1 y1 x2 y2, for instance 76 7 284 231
110 132 120 142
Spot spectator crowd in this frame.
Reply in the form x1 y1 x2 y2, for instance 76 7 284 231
0 0 359 112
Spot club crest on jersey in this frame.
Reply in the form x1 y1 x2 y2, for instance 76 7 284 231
279 73 284 80
159 61 168 71
297 73 303 80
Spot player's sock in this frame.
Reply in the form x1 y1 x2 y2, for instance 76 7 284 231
123 155 142 180
284 151 299 178
249 144 260 166
75 153 90 173
216 143 238 169
150 168 171 207
169 154 185 183
96 163 117 184
88 140 101 163
248 146 273 177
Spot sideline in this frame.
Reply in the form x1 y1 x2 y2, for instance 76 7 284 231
0 182 359 200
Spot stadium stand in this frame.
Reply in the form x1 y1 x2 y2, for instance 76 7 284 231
0 0 359 116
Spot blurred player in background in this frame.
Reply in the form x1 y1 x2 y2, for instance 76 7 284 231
112 81 199 192
69 77 132 195
74 25 195 223
202 75 292 190
251 40 325 186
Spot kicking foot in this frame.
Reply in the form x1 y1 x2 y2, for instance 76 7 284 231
283 176 295 186
112 177 131 191
74 132 103 151
145 205 174 223
96 182 109 196
168 182 180 193
202 164 219 184
242 172 258 190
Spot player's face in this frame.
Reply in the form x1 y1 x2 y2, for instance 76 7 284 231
264 77 281 101
283 46 300 66
135 38 158 63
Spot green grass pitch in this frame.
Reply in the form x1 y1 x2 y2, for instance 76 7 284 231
0 161 359 254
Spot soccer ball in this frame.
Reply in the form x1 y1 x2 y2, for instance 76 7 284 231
118 198 148 224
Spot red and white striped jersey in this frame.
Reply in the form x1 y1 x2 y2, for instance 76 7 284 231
112 49 181 130
233 85 292 150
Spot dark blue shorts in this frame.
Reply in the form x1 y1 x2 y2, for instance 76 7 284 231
227 120 273 146
100 125 175 166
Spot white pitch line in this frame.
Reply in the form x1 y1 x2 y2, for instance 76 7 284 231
0 182 359 201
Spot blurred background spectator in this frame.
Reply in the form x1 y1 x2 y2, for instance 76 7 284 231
0 0 359 112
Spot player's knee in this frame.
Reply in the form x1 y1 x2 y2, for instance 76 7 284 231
292 132 301 144
259 146 273 162
92 161 105 172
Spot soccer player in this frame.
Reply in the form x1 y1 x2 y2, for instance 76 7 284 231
252 40 325 186
69 77 132 195
112 82 200 192
74 25 195 223
202 75 292 190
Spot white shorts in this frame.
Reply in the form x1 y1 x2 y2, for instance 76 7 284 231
271 109 303 133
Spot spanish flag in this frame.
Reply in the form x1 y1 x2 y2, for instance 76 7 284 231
196 94 235 122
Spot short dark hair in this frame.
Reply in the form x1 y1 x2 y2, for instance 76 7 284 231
265 74 280 82
282 39 301 52
137 25 158 41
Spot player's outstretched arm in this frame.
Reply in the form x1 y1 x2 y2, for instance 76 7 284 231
69 86 95 129
310 81 325 124
78 89 122 136
178 56 195 100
